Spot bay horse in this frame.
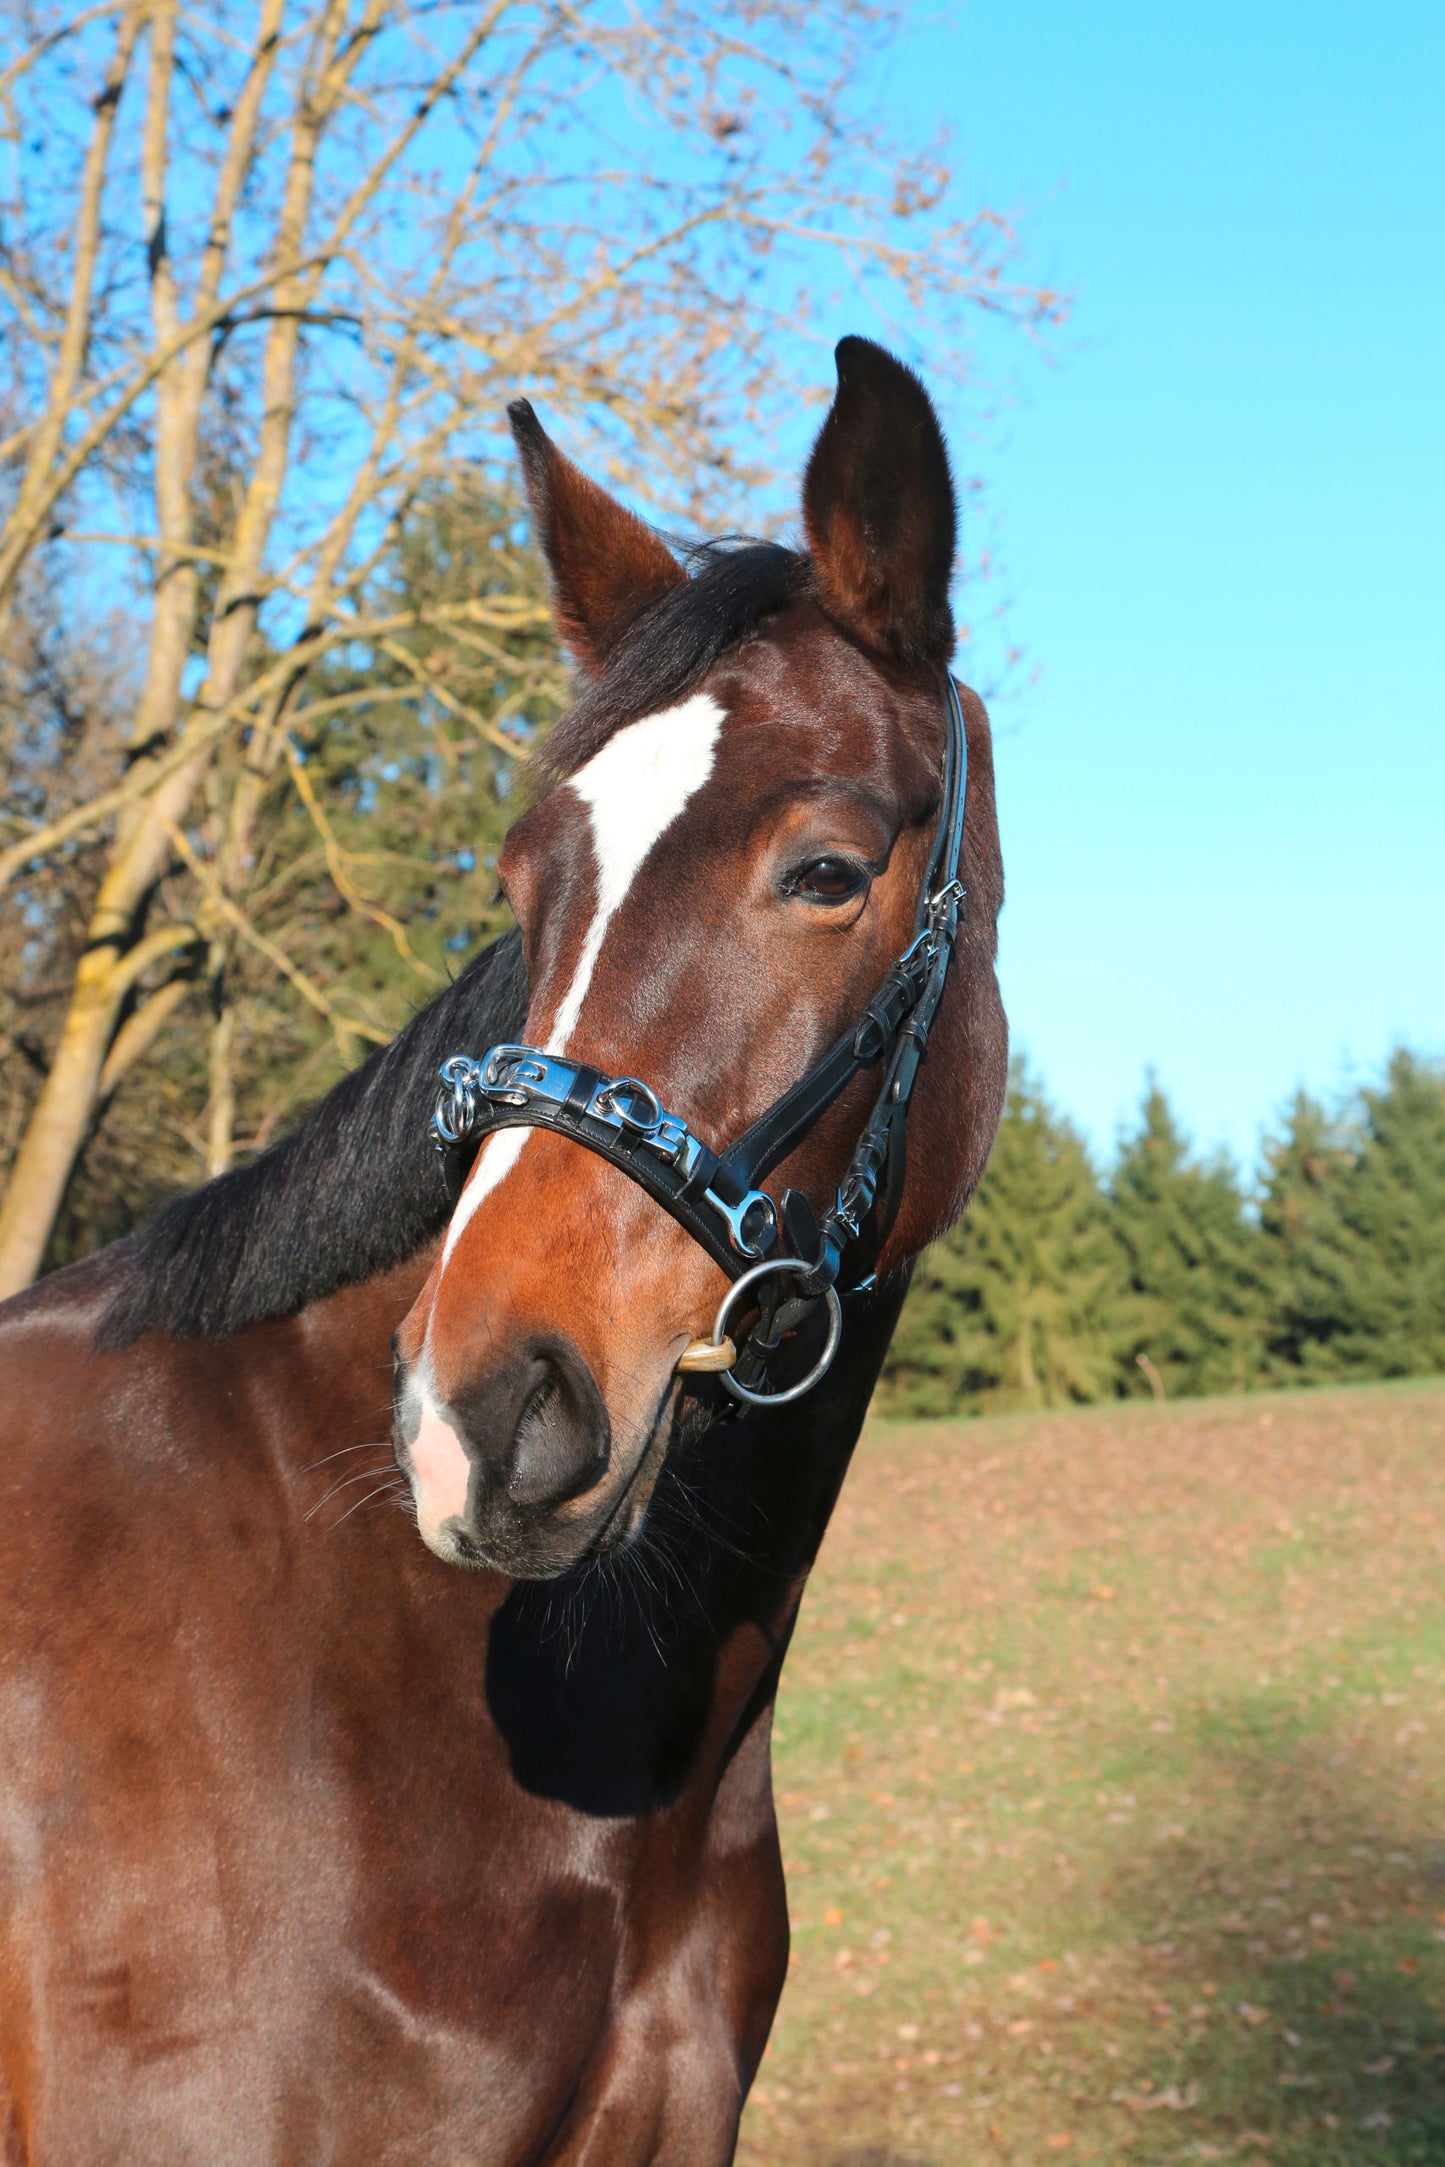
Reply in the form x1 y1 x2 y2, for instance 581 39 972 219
0 338 1006 2164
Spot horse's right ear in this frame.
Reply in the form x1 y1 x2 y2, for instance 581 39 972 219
509 401 686 674
802 338 956 665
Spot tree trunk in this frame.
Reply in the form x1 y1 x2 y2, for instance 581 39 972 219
1016 1295 1039 1403
0 915 198 1294
0 951 120 1294
206 1003 237 1179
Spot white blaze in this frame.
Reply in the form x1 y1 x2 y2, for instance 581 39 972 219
438 692 725 1268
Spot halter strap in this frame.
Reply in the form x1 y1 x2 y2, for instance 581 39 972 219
429 673 968 1401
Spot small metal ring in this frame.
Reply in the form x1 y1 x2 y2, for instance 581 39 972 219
713 1257 844 1409
432 1057 481 1147
595 1076 662 1135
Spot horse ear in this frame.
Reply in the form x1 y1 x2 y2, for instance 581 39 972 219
802 337 957 664
508 400 686 673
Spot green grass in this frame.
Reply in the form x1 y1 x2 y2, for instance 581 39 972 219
736 1379 1445 2166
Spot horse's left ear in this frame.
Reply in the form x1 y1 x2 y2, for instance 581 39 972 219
509 400 687 673
802 337 956 664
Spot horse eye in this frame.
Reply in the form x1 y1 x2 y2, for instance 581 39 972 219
791 856 868 905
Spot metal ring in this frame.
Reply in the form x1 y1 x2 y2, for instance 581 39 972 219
594 1076 662 1134
432 1056 481 1146
713 1257 844 1409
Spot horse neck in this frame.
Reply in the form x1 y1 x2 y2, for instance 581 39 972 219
195 1251 443 1528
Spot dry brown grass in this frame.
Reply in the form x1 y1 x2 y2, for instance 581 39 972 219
737 1378 1445 2166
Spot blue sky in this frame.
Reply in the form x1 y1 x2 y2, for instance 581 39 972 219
837 0 1444 1173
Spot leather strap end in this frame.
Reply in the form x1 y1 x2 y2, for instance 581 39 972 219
676 1336 738 1374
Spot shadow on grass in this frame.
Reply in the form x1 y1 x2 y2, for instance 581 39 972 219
1099 1711 1445 2164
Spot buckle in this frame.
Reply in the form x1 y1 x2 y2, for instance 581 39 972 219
703 1184 778 1260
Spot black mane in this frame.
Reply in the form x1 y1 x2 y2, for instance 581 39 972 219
98 932 527 1346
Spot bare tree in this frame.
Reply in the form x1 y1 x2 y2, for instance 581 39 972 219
0 0 1058 1293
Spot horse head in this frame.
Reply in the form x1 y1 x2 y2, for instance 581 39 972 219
391 338 1006 1576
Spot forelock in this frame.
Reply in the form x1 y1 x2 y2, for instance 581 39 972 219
530 540 808 789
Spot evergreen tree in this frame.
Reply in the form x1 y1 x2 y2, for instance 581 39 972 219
1110 1081 1266 1399
1263 1051 1445 1379
878 1058 1128 1417
1257 1088 1352 1378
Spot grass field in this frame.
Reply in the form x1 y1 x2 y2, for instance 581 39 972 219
735 1379 1445 2167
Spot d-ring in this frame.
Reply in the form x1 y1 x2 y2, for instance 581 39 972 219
711 1257 844 1408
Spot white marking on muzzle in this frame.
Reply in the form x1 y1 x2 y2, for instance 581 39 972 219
438 692 726 1269
409 1379 473 1551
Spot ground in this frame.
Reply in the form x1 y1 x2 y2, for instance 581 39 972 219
735 1378 1445 2167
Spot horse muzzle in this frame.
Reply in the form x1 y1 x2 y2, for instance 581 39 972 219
391 1332 633 1577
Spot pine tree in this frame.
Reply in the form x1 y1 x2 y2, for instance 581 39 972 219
1257 1088 1352 1378
1110 1081 1266 1399
878 1058 1128 1417
1265 1051 1445 1379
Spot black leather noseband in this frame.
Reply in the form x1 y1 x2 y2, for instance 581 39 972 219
429 673 968 1404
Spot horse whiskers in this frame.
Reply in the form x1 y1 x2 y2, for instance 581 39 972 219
305 1460 401 1520
324 1478 407 1533
662 1476 754 1571
352 1488 411 1522
299 1438 394 1474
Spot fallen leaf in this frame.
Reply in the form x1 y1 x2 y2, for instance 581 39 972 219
1142 2083 1198 2111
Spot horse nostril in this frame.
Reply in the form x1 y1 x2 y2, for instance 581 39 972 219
505 1346 609 1509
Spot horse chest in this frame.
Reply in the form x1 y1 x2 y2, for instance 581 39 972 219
1 1534 784 2167
5 1776 777 2165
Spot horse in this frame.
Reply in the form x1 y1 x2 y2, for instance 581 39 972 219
0 337 1006 2164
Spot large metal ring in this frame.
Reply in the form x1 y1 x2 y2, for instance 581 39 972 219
714 1258 844 1409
